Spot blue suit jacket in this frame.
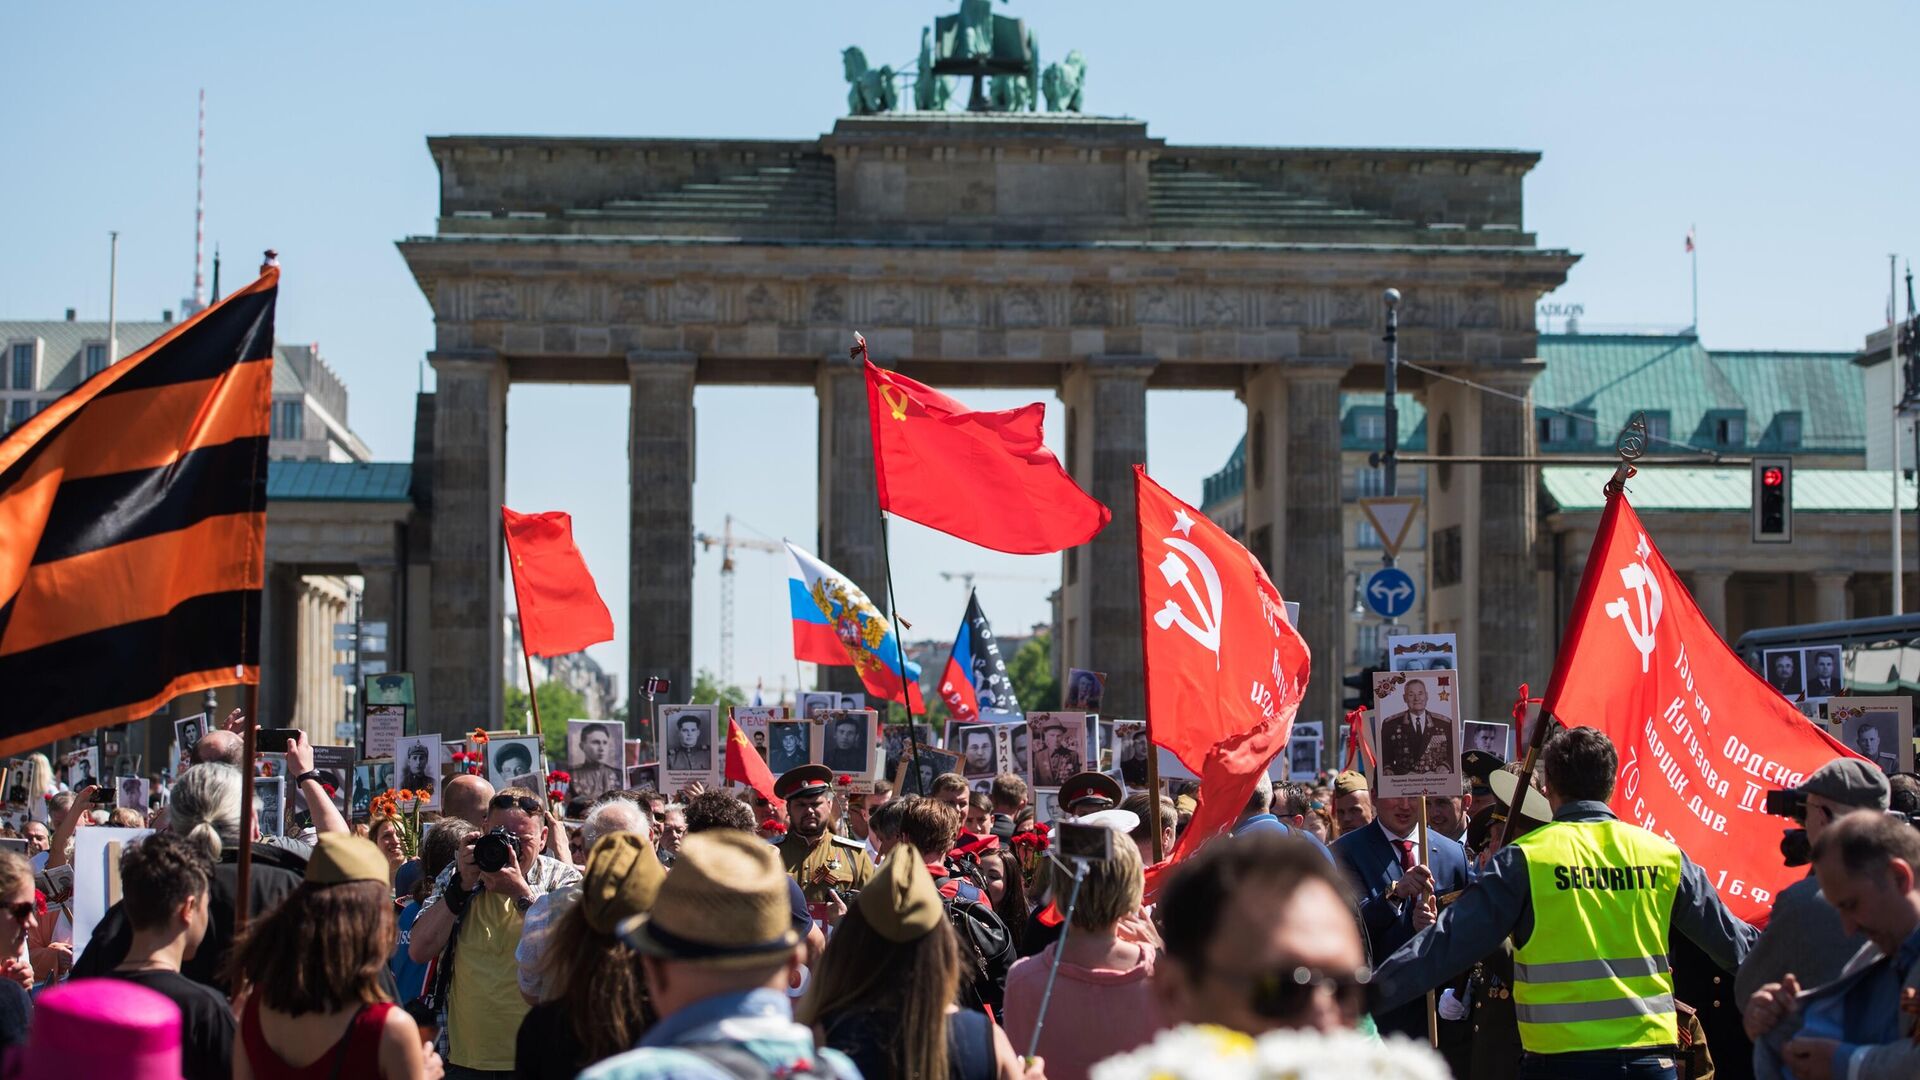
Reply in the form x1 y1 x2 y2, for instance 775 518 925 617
1331 820 1470 1039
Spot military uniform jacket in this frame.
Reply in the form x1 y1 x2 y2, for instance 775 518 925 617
1379 710 1455 775
779 831 875 904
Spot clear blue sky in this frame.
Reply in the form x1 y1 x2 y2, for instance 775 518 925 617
6 2 1917 700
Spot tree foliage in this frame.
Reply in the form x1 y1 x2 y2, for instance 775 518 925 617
504 681 587 765
691 669 747 713
1007 632 1059 712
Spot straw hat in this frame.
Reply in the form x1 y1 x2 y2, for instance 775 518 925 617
618 830 799 967
581 833 666 935
859 843 945 944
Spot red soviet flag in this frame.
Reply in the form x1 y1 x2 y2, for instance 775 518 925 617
501 507 616 658
724 716 782 807
865 358 1109 554
1135 466 1311 882
1541 485 1860 925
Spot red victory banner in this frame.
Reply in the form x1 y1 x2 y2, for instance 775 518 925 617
725 716 781 808
502 507 615 658
1135 466 1311 876
864 355 1109 555
1541 485 1859 925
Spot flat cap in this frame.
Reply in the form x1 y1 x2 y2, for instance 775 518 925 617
1793 758 1890 811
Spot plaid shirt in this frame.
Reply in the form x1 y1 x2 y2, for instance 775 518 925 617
417 853 581 1058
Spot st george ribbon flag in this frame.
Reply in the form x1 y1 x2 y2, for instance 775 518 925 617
786 541 925 712
0 269 278 754
725 716 781 807
864 357 1109 554
938 590 1022 723
1135 466 1311 883
501 506 615 657
1541 483 1858 925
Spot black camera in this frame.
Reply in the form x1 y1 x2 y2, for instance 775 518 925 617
1779 828 1810 867
473 827 523 874
1764 788 1805 821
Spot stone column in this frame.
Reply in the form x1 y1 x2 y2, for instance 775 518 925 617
816 354 888 700
628 351 697 745
426 349 507 738
1059 356 1154 720
1812 571 1852 625
259 564 301 728
1475 367 1540 724
360 562 402 701
1242 362 1348 725
1691 568 1732 638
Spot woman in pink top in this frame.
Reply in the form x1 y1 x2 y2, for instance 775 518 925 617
1002 836 1165 1080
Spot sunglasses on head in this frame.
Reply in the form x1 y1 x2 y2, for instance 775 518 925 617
490 794 542 815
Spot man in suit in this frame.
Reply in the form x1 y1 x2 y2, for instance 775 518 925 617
1331 781 1470 1041
1745 811 1920 1080
1806 649 1843 698
1379 679 1455 776
1768 652 1804 699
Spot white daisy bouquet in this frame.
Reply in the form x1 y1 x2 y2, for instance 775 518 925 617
1091 1024 1450 1080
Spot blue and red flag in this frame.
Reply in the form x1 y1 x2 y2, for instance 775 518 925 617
939 591 1022 723
786 541 925 712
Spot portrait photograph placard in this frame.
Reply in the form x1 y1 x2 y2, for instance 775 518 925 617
1802 645 1845 701
1113 721 1150 789
117 777 150 812
954 723 1000 780
1063 669 1107 710
796 691 838 720
1387 633 1458 672
656 705 718 790
488 736 545 792
1287 735 1322 781
1829 697 1913 774
882 723 936 782
256 776 286 838
352 760 393 817
392 736 442 809
364 672 415 706
172 713 208 773
363 704 406 761
295 745 354 818
768 720 812 775
626 763 660 791
1463 721 1512 760
819 710 877 778
1371 670 1462 799
896 745 960 798
1026 712 1090 787
1762 648 1807 702
731 706 782 762
567 719 628 802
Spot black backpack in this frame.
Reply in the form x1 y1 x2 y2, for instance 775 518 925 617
943 880 1015 1013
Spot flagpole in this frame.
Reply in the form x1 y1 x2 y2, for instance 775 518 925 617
502 517 546 739
878 511 927 795
1133 468 1166 865
1689 226 1699 333
1893 254 1905 616
235 695 256 931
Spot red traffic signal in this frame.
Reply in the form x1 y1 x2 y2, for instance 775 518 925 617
1752 457 1792 543
1762 466 1784 488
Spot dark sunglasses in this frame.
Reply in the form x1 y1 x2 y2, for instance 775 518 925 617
490 794 542 815
1 902 33 922
1218 964 1373 1020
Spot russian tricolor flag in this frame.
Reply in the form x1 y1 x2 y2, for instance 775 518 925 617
786 542 925 711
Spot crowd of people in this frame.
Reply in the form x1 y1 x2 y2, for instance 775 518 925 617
0 709 1915 1080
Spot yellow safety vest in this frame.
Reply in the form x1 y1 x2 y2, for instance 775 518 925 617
1509 818 1683 1054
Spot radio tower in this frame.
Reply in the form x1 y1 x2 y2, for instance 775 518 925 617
189 90 207 314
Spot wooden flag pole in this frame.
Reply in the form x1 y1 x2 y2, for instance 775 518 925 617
503 518 546 740
1418 796 1437 1048
1132 469 1165 865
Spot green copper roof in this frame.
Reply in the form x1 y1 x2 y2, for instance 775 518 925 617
1533 334 1861 455
267 461 413 502
1542 466 1915 513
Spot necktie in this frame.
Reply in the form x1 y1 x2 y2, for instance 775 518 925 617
1393 838 1415 872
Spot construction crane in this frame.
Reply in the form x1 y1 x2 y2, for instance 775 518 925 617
939 570 1051 604
692 516 784 687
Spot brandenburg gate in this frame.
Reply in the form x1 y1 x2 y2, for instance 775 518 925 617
398 111 1575 737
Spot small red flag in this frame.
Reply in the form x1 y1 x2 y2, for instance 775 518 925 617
865 358 1109 555
1541 485 1858 925
1133 466 1311 894
724 717 781 807
501 507 615 658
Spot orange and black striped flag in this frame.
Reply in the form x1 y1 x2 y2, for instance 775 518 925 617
0 268 277 754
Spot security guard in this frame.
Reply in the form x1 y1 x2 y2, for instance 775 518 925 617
775 764 875 905
1462 765 1553 1079
1372 727 1756 1080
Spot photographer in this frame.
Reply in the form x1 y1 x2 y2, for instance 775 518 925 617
1735 759 1889 1006
408 789 581 1079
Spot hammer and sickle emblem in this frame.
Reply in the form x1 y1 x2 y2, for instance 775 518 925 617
878 384 910 421
1602 536 1664 674
1153 537 1225 668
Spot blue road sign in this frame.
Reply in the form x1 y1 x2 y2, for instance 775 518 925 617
1364 567 1418 619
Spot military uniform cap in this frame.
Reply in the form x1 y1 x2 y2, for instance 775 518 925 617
1059 771 1122 812
1462 749 1506 794
773 763 834 801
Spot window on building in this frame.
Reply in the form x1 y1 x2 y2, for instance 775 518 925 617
6 399 29 431
1772 412 1803 448
272 400 305 441
9 343 34 391
1355 623 1382 667
1643 411 1671 445
1537 414 1567 444
1715 414 1746 447
84 343 108 377
1355 468 1386 498
1571 410 1597 444
1356 518 1382 549
1353 411 1386 443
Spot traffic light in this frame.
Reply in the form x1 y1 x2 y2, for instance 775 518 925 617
1343 667 1380 712
1752 456 1792 543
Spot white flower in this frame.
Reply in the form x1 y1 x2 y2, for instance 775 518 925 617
1092 1025 1450 1080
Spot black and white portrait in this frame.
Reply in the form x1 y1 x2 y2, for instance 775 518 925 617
1803 647 1844 700
256 776 285 838
1115 722 1149 788
769 722 810 775
393 736 442 810
821 711 873 776
488 737 543 792
1063 669 1106 711
1463 721 1510 759
956 724 998 779
1372 670 1462 799
1763 649 1805 700
567 720 627 801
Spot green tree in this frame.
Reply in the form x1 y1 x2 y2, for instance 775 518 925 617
691 669 747 712
1007 632 1060 712
503 681 587 766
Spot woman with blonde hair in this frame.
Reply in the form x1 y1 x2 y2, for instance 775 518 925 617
1003 832 1164 1080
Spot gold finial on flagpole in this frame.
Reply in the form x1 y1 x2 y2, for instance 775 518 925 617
1605 411 1647 497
